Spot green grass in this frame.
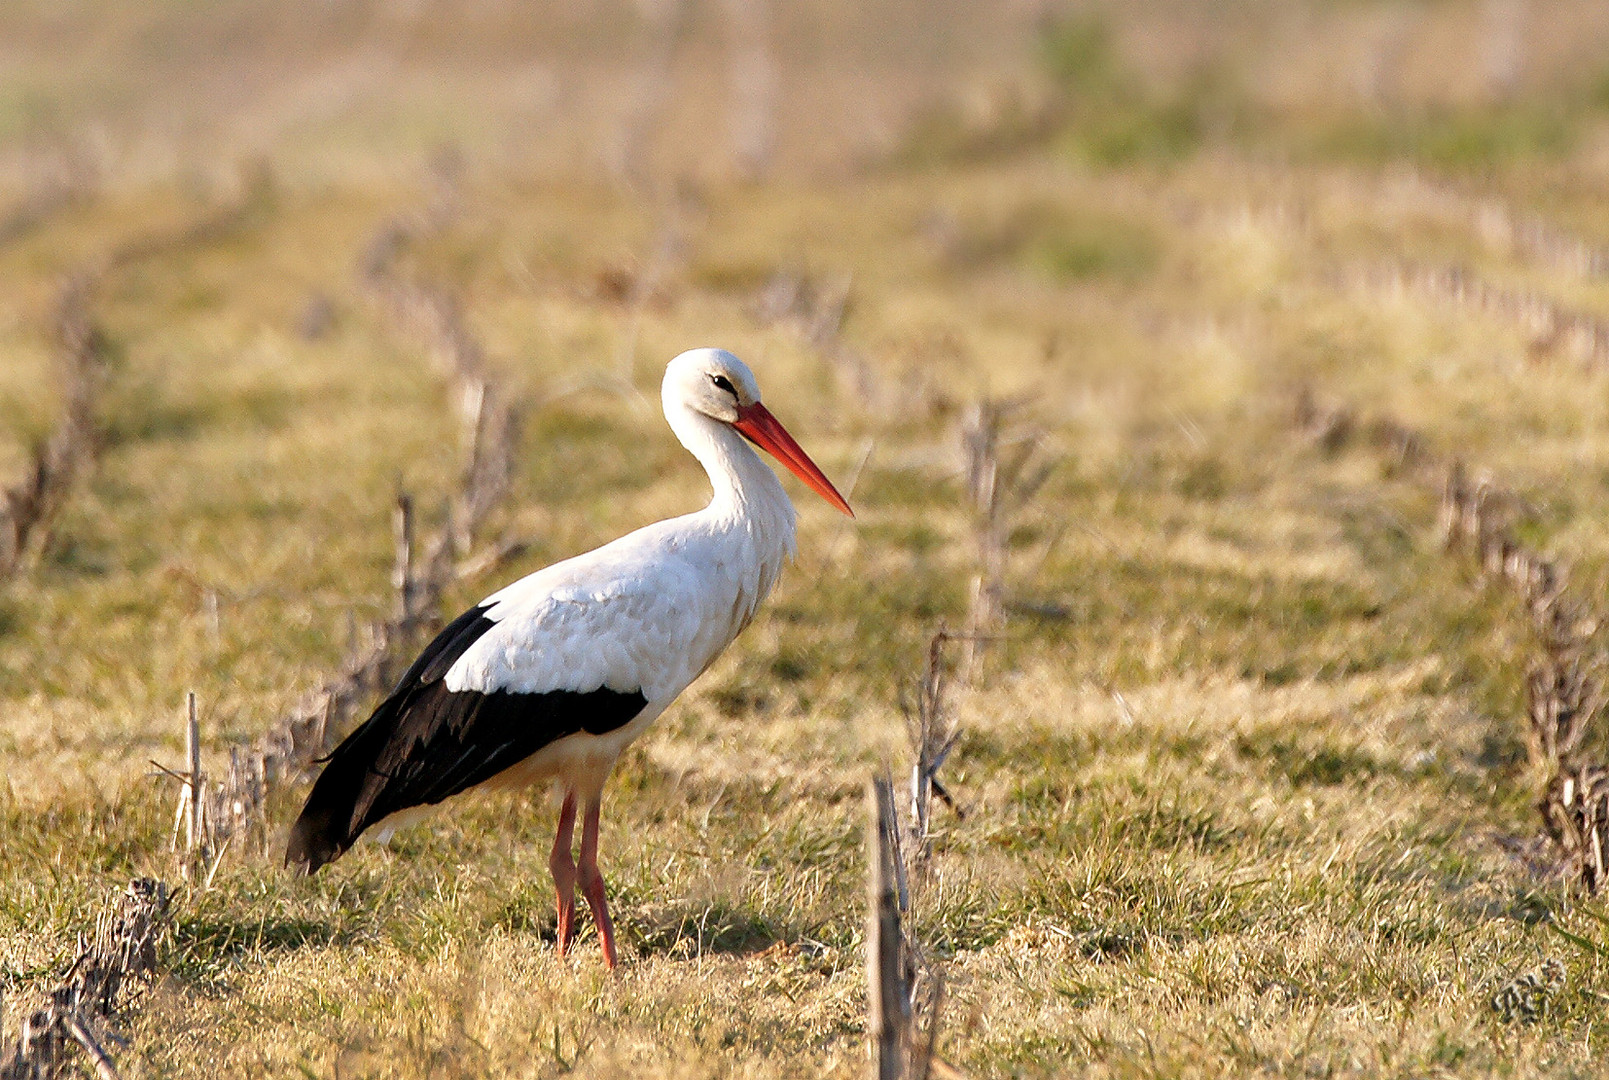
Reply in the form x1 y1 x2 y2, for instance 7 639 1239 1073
10 2 1609 1077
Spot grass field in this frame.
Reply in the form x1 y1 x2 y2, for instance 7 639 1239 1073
8 2 1609 1077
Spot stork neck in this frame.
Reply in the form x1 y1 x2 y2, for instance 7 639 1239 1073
667 402 797 541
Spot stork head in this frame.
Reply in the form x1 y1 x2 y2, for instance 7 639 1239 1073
664 348 854 516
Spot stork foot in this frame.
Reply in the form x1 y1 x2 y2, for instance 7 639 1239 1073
579 865 618 969
578 797 618 969
549 792 579 957
555 896 577 957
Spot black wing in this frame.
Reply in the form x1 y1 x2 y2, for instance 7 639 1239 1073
285 604 647 874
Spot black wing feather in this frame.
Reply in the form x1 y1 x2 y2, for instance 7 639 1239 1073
399 603 498 688
285 603 647 874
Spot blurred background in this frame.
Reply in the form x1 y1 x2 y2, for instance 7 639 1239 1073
5 0 1609 192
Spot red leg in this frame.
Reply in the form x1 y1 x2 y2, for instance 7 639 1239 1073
577 797 618 969
549 792 578 956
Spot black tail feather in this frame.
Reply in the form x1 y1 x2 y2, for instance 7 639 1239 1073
283 605 500 874
284 710 397 874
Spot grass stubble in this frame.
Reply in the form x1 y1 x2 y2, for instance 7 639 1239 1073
11 5 1609 1077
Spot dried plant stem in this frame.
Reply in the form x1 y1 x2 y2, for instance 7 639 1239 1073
1297 390 1609 892
904 631 965 881
61 1014 122 1080
0 879 170 1080
185 692 202 866
873 625 976 1080
0 276 106 580
1 176 269 582
865 771 970 1080
162 691 268 875
958 398 1056 680
1351 260 1609 368
1375 172 1609 282
359 202 521 566
867 776 912 1080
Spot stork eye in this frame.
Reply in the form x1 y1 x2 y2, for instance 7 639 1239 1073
709 374 737 396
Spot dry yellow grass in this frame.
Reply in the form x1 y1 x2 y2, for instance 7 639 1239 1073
8 3 1609 1077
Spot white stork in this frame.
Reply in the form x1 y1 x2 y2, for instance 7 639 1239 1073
286 348 853 967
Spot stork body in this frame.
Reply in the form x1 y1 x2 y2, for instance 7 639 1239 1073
286 349 851 967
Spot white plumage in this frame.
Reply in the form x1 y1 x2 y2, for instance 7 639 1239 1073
287 348 852 968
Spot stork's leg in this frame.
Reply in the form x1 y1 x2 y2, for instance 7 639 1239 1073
549 792 578 956
576 796 618 969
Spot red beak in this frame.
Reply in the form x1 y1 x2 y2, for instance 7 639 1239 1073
732 403 854 517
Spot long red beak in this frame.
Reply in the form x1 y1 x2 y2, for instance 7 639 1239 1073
732 402 854 517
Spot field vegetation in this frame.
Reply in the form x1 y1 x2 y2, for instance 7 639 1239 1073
7 1 1609 1076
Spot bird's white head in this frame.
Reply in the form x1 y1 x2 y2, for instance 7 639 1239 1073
663 348 854 517
663 347 761 423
